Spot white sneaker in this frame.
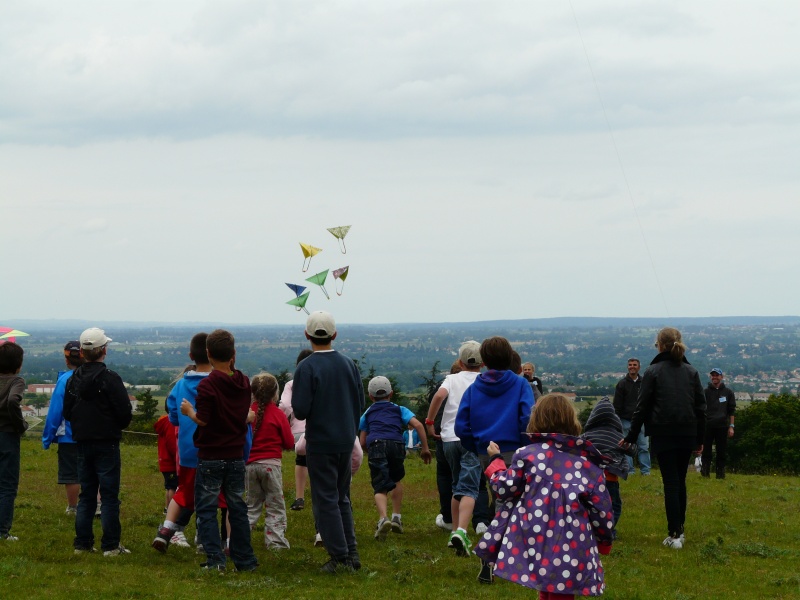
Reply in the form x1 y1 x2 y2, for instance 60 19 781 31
476 522 488 535
662 536 683 549
314 533 324 547
103 544 132 556
435 514 452 531
1 534 19 541
65 506 77 517
171 531 191 548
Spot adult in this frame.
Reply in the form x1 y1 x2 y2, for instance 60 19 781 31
521 362 543 397
701 368 736 479
613 357 651 475
64 328 133 556
622 327 705 550
42 341 85 516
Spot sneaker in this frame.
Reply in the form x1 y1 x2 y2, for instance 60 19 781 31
200 562 226 573
1 534 19 541
390 515 403 534
104 544 132 556
65 506 77 517
95 505 102 518
449 529 472 557
194 533 205 554
662 536 683 549
290 497 305 511
478 559 494 584
374 517 392 541
152 527 172 553
171 530 191 548
236 563 259 572
320 558 354 574
73 546 96 555
435 514 452 531
314 533 324 547
475 522 488 535
348 551 362 571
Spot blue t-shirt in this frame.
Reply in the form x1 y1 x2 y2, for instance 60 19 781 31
359 401 415 447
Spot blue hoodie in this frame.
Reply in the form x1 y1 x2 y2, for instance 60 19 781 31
166 371 210 468
455 369 534 455
42 370 75 448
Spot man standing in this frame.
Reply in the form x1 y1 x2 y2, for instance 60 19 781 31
702 368 736 479
64 328 132 556
613 357 651 475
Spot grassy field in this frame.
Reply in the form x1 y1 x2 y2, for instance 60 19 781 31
1 436 799 599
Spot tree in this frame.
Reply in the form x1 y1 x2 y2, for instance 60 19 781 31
30 393 48 416
135 389 159 423
275 369 291 396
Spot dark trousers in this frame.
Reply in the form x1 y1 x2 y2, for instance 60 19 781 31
657 448 693 538
434 442 490 528
0 432 21 537
75 441 121 551
608 479 621 526
701 427 729 478
306 450 357 561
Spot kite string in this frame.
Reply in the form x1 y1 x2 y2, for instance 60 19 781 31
569 1 671 318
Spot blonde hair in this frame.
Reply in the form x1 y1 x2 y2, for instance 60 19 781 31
657 327 687 361
250 372 279 432
527 393 582 436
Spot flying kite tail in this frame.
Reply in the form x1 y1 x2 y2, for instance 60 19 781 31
301 257 311 272
302 307 310 315
339 239 347 253
320 286 330 300
336 280 345 296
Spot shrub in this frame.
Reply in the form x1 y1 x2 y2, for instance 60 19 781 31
728 393 800 474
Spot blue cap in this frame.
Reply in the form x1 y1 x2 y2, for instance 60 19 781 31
710 368 723 375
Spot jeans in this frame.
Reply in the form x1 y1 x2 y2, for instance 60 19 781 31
442 441 480 500
0 432 21 537
195 458 257 570
435 441 490 529
657 448 693 537
306 450 357 561
75 441 121 551
620 419 652 474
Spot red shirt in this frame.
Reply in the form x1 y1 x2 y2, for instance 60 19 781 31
154 414 177 472
247 402 294 463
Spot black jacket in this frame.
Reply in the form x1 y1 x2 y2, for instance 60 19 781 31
613 373 641 420
704 383 736 428
64 362 132 442
625 352 706 445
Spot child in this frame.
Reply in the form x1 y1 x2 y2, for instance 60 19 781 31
0 341 27 541
358 376 431 540
278 348 314 511
246 372 294 549
152 334 211 553
582 396 637 539
154 411 178 514
475 394 614 597
180 329 258 573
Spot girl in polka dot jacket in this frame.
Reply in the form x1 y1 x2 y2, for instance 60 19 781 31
475 393 614 599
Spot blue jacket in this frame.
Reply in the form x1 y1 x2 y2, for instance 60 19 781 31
359 401 415 447
42 370 75 448
166 371 210 468
455 370 534 455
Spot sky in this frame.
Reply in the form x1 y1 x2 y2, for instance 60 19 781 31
2 1 799 326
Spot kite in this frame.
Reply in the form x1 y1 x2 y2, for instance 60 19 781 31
333 266 349 296
286 291 311 315
327 225 351 254
285 283 309 313
305 269 330 300
0 328 30 344
299 243 322 272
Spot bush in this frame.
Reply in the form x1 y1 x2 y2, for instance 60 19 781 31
728 393 800 474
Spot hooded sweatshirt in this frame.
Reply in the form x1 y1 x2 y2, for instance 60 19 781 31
0 374 27 435
455 369 534 455
166 370 210 468
193 368 251 461
63 362 132 442
582 397 636 479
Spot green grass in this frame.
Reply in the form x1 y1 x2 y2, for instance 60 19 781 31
2 438 800 599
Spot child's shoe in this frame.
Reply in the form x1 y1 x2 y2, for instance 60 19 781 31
449 529 472 556
662 536 683 549
478 560 494 584
65 506 77 517
103 544 131 556
171 530 191 548
390 515 403 534
1 534 19 541
289 498 305 511
152 527 172 553
475 522 488 535
435 514 452 531
374 517 392 541
314 533 324 547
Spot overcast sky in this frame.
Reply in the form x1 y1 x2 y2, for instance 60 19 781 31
2 1 798 326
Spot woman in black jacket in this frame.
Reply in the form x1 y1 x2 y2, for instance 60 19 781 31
622 327 706 549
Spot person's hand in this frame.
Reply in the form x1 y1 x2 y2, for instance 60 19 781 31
618 439 632 452
180 399 192 416
246 409 256 424
487 441 500 456
420 449 432 464
728 426 734 439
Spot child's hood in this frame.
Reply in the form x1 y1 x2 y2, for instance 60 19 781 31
523 432 607 465
584 397 623 435
473 369 523 397
211 368 249 393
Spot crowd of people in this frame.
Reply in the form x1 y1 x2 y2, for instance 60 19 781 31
0 316 738 598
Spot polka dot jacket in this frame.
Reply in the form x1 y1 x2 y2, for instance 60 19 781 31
474 433 614 596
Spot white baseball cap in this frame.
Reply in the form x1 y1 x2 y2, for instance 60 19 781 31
80 327 112 349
